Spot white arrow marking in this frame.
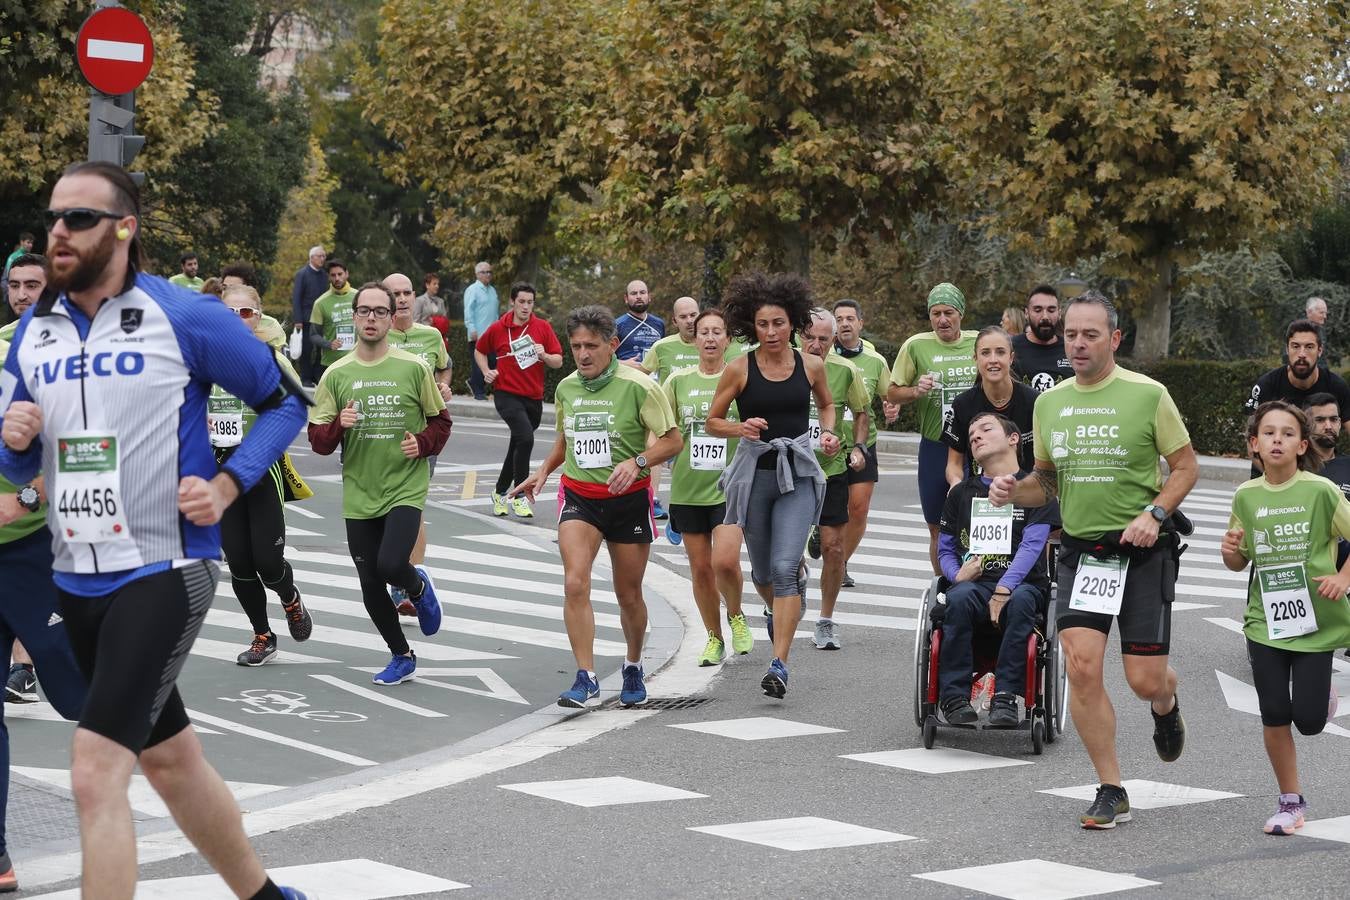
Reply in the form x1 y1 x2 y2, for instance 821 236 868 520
353 666 530 705
1216 669 1263 716
86 38 145 63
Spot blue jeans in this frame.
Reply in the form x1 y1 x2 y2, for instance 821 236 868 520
0 528 87 854
938 580 1043 701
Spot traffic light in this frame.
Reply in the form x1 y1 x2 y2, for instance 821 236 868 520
88 92 145 184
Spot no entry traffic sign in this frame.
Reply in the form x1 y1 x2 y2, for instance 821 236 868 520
76 6 155 96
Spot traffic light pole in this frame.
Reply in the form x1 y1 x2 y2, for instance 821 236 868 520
85 0 146 183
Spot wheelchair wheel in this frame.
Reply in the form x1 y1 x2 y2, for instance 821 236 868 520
1042 635 1057 745
1031 718 1045 755
912 583 936 729
922 718 937 749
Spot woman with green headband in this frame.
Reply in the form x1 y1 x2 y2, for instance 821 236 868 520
887 282 979 572
512 304 682 711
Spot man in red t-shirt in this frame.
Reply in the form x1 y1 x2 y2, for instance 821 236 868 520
475 282 565 516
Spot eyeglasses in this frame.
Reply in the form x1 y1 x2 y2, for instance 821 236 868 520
43 208 124 232
354 306 391 319
230 307 258 319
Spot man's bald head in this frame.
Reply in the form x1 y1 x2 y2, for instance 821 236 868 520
383 273 416 325
672 296 699 340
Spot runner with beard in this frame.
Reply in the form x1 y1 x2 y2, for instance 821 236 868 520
1245 320 1350 474
1303 394 1350 659
1010 285 1070 393
0 161 310 899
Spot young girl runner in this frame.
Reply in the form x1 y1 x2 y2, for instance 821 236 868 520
1222 400 1350 835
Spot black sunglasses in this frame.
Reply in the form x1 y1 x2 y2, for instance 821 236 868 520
43 208 124 232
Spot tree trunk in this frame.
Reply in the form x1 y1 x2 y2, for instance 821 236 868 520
1132 252 1173 362
701 241 726 308
511 200 552 286
780 223 810 279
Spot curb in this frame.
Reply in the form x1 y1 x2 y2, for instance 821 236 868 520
450 396 1250 486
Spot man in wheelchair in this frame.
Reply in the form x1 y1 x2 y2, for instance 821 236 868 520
937 412 1058 727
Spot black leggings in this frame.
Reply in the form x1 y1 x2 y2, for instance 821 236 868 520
346 507 424 656
1247 638 1334 733
220 463 295 635
494 390 543 494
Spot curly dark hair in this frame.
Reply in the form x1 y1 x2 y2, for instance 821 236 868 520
720 272 814 342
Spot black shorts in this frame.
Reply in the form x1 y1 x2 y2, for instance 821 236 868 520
668 502 729 535
846 443 879 485
59 561 218 753
819 473 850 528
559 486 654 544
1055 542 1174 655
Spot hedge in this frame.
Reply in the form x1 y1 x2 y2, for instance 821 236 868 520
444 322 1294 458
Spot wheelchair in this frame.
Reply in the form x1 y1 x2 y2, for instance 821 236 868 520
911 547 1068 755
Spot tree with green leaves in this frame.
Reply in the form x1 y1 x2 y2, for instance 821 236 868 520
265 136 338 317
933 0 1349 360
589 0 936 279
0 0 212 242
361 0 610 284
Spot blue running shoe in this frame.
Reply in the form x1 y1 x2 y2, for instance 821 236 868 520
279 889 309 900
653 499 669 520
620 664 647 707
761 658 788 698
764 605 774 643
666 520 682 545
413 566 442 636
372 652 416 685
558 669 600 708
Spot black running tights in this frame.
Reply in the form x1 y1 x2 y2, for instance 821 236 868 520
346 506 424 656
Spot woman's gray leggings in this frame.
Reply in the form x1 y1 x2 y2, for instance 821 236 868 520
743 468 816 597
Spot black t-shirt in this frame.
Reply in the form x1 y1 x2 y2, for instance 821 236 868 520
941 381 1038 475
1011 334 1071 393
939 476 1058 591
1242 366 1350 418
1319 455 1350 501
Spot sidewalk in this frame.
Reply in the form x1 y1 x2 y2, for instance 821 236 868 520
449 395 1252 485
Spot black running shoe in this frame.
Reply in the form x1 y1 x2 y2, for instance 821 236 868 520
1152 694 1185 762
841 568 855 588
941 696 978 725
237 632 278 667
282 589 313 642
987 692 1019 727
1081 784 1132 829
4 664 36 704
807 526 822 559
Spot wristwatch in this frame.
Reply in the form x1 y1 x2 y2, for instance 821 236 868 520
16 484 40 512
1144 503 1167 523
635 454 649 469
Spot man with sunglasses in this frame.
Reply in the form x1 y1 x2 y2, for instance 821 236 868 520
308 282 451 685
0 162 311 899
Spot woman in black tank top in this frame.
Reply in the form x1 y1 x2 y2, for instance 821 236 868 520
706 272 838 700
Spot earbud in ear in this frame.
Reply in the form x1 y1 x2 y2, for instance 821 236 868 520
116 227 131 240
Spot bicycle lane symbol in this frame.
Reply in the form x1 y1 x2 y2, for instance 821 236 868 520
219 688 368 724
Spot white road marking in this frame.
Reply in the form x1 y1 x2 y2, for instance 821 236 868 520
12 767 280 819
914 859 1159 899
309 674 447 718
186 709 377 767
689 816 914 851
499 775 706 807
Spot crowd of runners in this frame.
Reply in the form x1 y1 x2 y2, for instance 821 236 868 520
0 162 1348 896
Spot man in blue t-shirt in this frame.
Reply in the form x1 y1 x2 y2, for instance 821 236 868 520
615 279 665 366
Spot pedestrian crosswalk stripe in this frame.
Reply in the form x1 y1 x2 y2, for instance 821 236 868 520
688 816 914 851
205 608 515 662
842 748 1031 774
914 859 1159 899
500 776 707 807
308 674 448 718
454 532 553 554
26 859 468 899
12 767 280 819
189 636 339 665
1039 780 1242 809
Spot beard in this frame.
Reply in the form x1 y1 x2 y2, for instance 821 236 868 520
48 236 116 294
1313 433 1337 451
627 301 649 314
1032 319 1057 341
1290 360 1315 379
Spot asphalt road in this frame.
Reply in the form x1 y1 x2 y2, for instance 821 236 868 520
14 414 1350 899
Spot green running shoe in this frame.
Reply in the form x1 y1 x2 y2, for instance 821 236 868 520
728 613 754 655
490 492 509 516
697 633 726 667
